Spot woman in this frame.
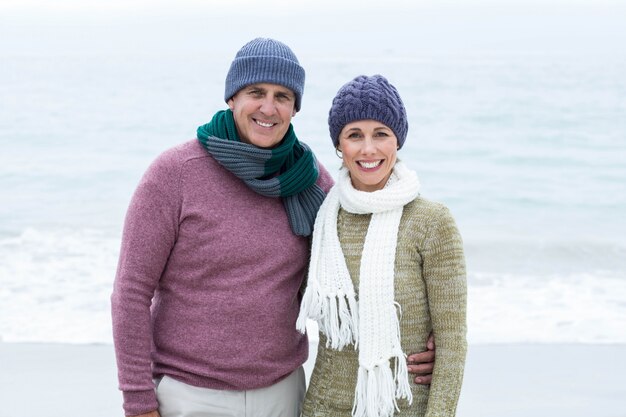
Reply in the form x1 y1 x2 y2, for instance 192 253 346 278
297 75 467 417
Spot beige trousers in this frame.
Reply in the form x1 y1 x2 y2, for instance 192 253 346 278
156 366 306 417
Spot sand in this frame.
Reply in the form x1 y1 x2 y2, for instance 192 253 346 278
1 342 624 417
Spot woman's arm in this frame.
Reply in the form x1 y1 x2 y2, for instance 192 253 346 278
422 205 467 416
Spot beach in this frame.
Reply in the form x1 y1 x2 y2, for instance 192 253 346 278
1 342 625 417
2 2 626 417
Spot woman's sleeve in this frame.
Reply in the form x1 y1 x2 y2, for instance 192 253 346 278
422 205 467 417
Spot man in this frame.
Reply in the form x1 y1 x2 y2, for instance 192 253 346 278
111 37 435 417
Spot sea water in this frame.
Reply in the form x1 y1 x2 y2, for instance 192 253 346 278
1 6 625 344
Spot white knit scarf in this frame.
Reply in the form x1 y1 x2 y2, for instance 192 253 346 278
297 161 420 417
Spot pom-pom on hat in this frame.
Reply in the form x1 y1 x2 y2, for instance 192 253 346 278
225 38 305 111
328 74 408 148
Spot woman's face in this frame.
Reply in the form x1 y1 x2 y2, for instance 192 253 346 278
338 119 398 192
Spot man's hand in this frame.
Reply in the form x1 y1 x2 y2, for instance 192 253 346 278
407 332 436 385
131 411 160 417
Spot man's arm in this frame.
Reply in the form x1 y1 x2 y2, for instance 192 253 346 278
112 150 181 415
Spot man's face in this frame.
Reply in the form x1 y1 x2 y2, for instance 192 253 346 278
228 83 297 148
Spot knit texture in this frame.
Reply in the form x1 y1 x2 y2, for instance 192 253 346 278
328 74 408 148
225 37 305 111
111 140 334 416
197 109 326 236
301 197 467 417
297 161 421 417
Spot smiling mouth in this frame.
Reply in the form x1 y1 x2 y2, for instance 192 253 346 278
358 160 383 169
254 119 276 128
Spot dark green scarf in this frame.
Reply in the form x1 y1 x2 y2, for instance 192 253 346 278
197 109 326 236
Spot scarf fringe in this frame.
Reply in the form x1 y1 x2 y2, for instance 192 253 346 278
297 286 359 350
394 353 413 402
352 357 413 417
352 303 413 417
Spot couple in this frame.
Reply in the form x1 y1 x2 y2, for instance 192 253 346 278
111 38 467 417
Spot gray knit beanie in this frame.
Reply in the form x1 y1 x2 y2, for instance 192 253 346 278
328 74 408 149
225 38 305 111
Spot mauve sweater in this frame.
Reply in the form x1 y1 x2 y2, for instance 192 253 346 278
111 139 334 416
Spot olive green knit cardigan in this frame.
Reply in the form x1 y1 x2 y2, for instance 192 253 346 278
302 197 467 417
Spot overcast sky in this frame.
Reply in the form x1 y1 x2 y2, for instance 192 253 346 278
2 0 625 17
1 0 625 56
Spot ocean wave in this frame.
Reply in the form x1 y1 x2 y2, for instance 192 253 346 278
1 228 624 344
0 228 119 344
468 270 626 344
465 239 626 275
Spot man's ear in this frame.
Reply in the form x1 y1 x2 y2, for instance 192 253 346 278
227 98 235 111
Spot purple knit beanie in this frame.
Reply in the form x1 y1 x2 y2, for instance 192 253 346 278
328 74 408 149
